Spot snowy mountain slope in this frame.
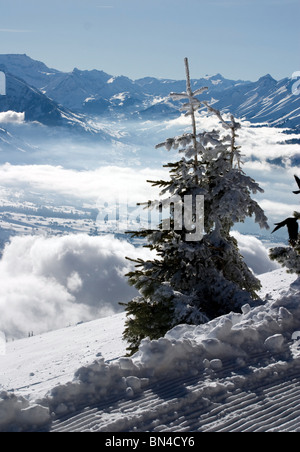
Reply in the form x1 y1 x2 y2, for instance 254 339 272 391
0 72 104 134
0 313 127 401
0 125 38 155
211 75 300 130
1 268 300 432
0 54 60 91
0 72 68 126
0 54 299 130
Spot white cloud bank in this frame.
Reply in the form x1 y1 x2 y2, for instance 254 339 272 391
0 234 152 339
0 111 25 124
232 231 280 275
0 230 280 340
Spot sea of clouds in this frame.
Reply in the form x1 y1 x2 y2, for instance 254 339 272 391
1 113 299 222
0 113 299 339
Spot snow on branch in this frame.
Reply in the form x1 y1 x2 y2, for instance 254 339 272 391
155 131 223 152
203 102 241 131
170 58 208 122
170 86 208 102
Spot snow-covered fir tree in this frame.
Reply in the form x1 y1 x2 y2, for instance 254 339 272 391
122 58 269 355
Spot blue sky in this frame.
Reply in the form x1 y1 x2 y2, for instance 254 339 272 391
0 0 299 81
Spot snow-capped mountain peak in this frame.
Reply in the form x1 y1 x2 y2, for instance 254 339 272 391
0 54 299 133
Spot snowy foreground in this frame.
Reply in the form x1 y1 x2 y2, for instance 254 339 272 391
1 268 300 433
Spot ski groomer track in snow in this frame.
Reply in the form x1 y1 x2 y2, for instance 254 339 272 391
50 348 300 433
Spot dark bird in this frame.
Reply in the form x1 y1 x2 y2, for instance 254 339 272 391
272 217 299 246
293 175 300 194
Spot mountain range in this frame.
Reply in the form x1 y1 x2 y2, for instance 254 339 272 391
0 54 299 132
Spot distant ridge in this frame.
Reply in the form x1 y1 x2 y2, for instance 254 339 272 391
0 54 299 130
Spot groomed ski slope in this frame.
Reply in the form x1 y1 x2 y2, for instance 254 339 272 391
1 268 300 433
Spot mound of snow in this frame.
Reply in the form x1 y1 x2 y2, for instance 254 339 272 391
0 392 50 432
1 270 300 432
